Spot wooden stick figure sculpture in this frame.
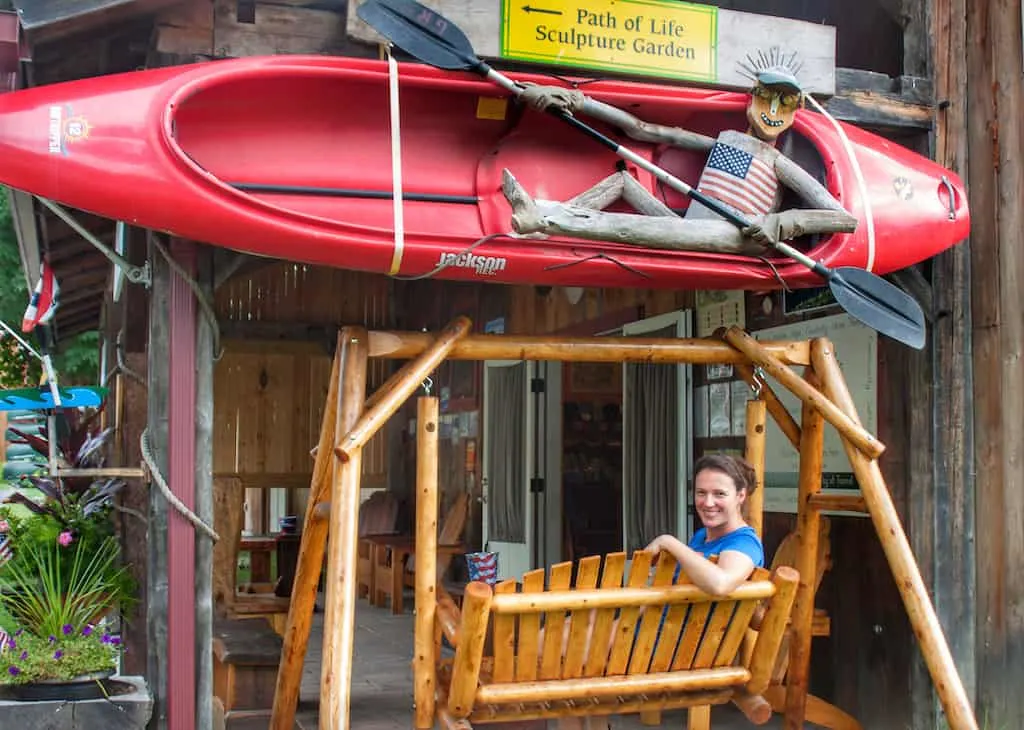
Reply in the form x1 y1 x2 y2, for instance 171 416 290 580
503 65 859 257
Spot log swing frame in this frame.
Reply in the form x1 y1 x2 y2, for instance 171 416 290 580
266 317 978 730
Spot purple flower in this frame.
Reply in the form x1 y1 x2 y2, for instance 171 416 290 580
18 651 27 660
58 531 73 547
111 637 121 646
5 639 15 650
14 629 23 637
62 624 73 636
7 666 18 676
101 633 111 644
48 635 56 643
53 650 63 660
81 626 93 637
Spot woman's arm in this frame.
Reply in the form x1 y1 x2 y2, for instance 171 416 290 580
645 534 756 597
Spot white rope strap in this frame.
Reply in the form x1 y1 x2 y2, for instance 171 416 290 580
805 94 876 272
386 43 406 276
140 428 220 543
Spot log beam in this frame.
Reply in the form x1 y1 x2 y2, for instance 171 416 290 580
367 330 811 366
413 397 440 728
812 339 978 730
270 337 344 729
320 329 370 729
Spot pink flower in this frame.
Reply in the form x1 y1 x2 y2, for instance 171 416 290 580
58 531 73 547
0 520 8 533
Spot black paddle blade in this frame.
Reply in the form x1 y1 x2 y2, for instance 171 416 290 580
828 267 926 350
357 0 480 71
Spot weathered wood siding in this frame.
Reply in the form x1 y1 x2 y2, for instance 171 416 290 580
212 264 393 500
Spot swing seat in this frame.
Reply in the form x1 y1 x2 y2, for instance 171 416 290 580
433 551 798 728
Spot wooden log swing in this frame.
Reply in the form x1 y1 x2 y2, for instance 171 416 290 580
266 319 978 730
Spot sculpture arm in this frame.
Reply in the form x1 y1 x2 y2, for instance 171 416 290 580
518 83 715 152
579 97 716 151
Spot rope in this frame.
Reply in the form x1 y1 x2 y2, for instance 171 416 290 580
804 93 876 272
116 331 147 388
151 237 224 361
140 428 219 543
386 43 406 276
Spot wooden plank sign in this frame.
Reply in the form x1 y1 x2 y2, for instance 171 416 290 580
346 0 837 95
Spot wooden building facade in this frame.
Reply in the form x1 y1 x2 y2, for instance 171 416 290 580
2 0 1021 728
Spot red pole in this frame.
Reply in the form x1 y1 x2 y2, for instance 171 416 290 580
167 239 196 729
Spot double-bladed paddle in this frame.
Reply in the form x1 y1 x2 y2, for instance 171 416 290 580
357 0 927 350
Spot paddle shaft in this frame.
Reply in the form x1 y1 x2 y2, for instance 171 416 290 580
230 182 478 205
482 67 824 274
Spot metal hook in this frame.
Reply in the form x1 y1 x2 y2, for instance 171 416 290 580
422 376 433 395
749 366 766 399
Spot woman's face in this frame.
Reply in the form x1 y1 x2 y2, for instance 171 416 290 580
694 468 746 530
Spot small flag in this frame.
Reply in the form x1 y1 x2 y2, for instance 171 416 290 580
22 261 60 333
0 535 12 565
695 141 779 218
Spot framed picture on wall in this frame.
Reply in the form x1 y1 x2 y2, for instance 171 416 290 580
566 362 622 398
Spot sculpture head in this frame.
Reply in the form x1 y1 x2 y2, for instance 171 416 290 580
745 67 803 143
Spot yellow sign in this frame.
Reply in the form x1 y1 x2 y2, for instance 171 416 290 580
500 0 717 82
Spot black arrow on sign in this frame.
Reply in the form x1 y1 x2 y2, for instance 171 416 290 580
522 5 563 15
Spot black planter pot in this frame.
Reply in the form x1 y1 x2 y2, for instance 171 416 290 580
6 669 115 702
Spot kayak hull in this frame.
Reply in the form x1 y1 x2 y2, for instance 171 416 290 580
0 55 969 290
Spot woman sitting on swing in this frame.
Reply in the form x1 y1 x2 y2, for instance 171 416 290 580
556 453 764 730
646 452 764 596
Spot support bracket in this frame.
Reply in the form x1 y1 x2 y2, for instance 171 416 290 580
36 196 152 288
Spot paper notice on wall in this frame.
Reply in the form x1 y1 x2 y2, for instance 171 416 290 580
696 290 746 338
708 382 732 437
731 380 750 436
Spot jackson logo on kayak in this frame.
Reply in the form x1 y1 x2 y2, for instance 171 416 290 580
436 251 507 276
47 105 91 155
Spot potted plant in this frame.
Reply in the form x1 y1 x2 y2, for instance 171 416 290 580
0 407 137 700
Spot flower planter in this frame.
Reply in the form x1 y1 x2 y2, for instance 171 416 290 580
0 675 152 729
6 668 115 701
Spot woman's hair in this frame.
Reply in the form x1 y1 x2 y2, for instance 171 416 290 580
693 453 758 495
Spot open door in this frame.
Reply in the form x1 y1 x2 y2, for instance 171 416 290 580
482 360 533 580
621 311 694 552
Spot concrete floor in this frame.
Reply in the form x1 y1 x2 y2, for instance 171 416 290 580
294 594 795 730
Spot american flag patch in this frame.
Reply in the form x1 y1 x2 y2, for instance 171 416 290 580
696 142 778 218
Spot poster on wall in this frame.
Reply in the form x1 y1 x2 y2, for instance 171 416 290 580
753 313 876 514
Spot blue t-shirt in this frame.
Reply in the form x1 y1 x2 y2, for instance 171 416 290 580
688 525 765 568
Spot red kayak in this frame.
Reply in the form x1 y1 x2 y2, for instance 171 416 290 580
0 55 967 290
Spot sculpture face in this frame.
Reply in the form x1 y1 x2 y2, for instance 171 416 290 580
746 84 801 142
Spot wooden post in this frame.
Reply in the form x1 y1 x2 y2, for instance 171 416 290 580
414 397 440 728
270 338 344 729
145 232 170 730
744 399 767 537
811 339 978 730
448 582 493 718
925 0 976 724
783 372 825 729
367 330 812 366
320 328 370 729
194 244 215 730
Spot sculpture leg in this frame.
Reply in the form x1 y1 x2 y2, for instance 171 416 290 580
501 169 767 256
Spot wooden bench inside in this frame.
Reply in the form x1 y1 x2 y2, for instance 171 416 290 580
434 551 798 728
213 618 292 729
